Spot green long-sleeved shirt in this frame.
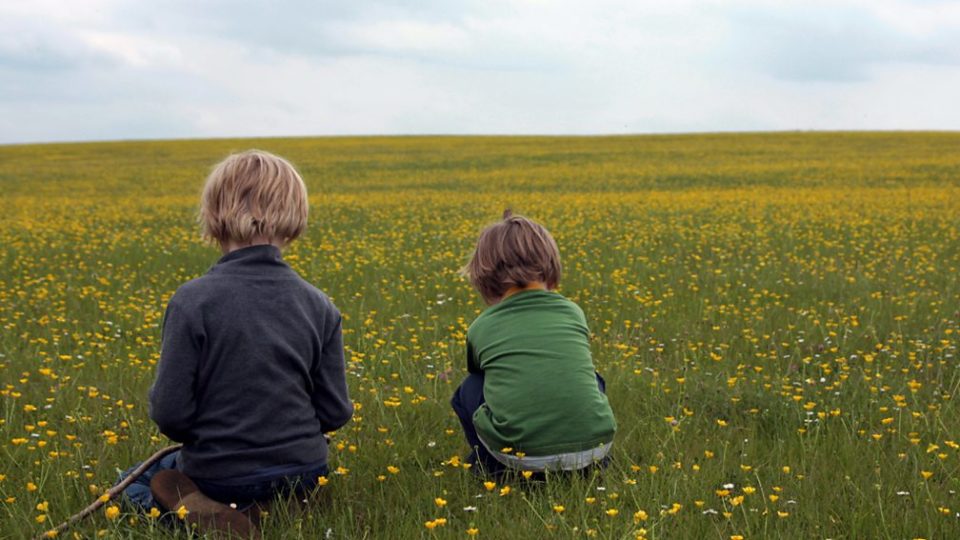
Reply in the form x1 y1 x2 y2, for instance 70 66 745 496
468 289 617 456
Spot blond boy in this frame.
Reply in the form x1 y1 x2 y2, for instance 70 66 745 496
122 151 352 535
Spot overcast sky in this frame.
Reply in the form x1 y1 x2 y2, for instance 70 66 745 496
1 0 959 143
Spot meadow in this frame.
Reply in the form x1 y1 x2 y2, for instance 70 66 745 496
1 132 959 539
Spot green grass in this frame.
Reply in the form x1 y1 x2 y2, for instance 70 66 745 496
1 132 959 539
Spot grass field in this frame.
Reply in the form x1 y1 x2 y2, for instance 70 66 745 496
1 132 960 539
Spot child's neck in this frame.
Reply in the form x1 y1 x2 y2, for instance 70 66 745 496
221 236 284 255
502 281 547 300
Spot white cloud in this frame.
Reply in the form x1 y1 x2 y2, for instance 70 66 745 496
330 20 471 54
0 0 958 143
77 31 185 69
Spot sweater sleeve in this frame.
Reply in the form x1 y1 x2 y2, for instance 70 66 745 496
311 306 353 432
149 299 202 443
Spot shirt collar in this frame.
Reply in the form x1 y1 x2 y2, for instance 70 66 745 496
210 244 290 275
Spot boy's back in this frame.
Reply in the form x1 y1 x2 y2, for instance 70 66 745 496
119 151 350 536
452 210 617 473
149 245 352 480
467 289 616 457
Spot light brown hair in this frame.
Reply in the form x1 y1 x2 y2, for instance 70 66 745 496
199 150 308 245
462 209 562 304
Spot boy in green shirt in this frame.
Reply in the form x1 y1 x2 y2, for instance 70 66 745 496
451 211 617 475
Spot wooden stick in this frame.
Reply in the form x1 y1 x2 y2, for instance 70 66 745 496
35 444 182 540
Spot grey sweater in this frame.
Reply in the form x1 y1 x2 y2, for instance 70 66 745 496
149 245 353 481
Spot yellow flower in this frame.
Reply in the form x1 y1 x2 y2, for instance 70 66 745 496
605 508 619 517
386 465 400 474
98 494 110 503
44 530 58 538
148 507 161 519
499 486 511 496
425 518 447 529
483 481 496 491
27 482 38 492
522 471 533 479
553 505 565 514
435 497 447 507
104 505 120 521
921 470 933 480
466 527 479 536
317 476 329 486
175 505 189 520
634 510 648 522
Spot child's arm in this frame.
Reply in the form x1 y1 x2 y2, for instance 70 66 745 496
311 306 353 432
466 340 482 374
148 300 201 443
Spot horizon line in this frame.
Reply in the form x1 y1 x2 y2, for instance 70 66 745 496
3 128 960 148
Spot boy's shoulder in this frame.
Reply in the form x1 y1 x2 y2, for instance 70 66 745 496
168 272 338 313
166 274 211 308
293 276 339 312
471 290 584 328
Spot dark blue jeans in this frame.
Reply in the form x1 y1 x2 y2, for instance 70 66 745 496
450 371 607 476
118 451 328 512
191 463 329 508
119 450 178 512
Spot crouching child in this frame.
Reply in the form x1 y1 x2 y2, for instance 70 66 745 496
451 210 616 476
120 150 352 536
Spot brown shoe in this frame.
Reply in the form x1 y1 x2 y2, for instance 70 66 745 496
151 470 261 539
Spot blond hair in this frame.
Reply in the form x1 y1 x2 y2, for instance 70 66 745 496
199 150 308 245
462 210 562 304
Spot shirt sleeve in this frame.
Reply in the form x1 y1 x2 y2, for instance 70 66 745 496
148 299 202 443
311 305 353 432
